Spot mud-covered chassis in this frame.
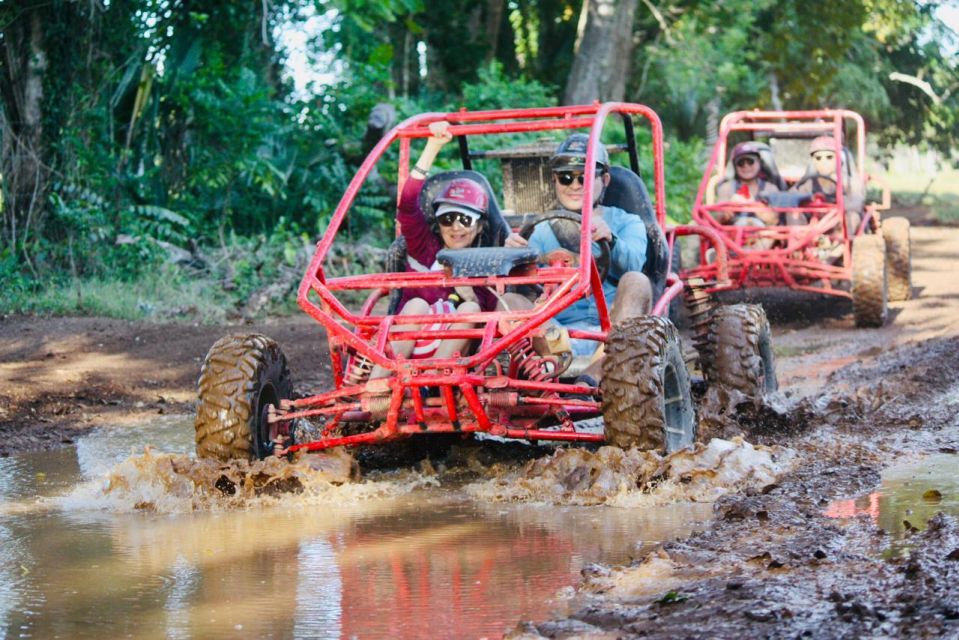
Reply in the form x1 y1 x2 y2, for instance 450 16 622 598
194 104 776 462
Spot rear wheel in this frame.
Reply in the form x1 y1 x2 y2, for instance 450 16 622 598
195 334 293 461
882 217 911 302
601 316 696 452
851 235 888 328
704 304 778 398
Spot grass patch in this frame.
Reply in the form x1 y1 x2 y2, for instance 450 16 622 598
872 168 959 223
774 341 833 359
0 266 288 324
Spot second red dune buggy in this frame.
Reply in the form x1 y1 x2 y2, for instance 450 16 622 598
193 103 778 462
683 109 911 327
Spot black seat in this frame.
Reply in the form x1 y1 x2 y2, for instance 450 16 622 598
601 166 670 300
436 247 538 277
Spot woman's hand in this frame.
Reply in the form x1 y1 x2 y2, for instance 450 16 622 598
427 121 453 146
414 121 452 176
505 232 528 248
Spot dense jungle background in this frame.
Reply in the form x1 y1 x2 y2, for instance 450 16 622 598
1 0 957 321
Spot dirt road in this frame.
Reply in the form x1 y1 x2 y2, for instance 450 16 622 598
510 224 959 638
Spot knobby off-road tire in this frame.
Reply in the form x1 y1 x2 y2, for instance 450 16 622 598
195 334 293 461
882 217 912 302
851 234 888 328
601 316 696 453
705 304 778 398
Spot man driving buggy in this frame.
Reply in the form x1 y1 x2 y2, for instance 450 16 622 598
505 133 653 386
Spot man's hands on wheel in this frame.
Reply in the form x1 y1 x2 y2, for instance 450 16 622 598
506 218 612 247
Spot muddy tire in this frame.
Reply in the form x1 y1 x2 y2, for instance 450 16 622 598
851 234 888 328
705 304 778 397
882 217 911 302
601 316 696 453
195 334 293 461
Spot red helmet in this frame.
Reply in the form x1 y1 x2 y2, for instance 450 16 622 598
810 136 837 155
731 141 763 162
432 178 489 217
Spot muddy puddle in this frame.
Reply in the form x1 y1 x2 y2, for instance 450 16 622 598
825 451 959 553
0 416 796 639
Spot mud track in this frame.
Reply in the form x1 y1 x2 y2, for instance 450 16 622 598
508 223 959 639
2 223 959 638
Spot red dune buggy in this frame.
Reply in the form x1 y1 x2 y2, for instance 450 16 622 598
194 104 777 462
683 109 911 327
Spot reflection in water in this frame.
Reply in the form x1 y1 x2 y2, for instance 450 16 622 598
164 556 200 640
0 419 715 639
825 453 959 549
294 540 342 639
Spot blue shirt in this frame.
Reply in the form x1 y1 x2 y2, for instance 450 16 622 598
527 205 648 325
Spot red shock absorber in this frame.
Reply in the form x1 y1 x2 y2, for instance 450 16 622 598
506 337 569 382
344 353 374 386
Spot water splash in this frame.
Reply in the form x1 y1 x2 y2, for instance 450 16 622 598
56 447 435 514
466 438 796 506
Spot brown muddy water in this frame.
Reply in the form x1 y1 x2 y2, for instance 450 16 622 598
0 416 720 640
825 451 959 553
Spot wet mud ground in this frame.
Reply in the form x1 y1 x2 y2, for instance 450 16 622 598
2 223 959 638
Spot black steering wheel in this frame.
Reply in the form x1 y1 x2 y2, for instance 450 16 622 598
793 174 838 201
518 210 612 285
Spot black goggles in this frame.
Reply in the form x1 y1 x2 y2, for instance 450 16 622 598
554 170 603 187
437 211 480 228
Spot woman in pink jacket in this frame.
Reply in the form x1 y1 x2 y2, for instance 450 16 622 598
370 122 497 378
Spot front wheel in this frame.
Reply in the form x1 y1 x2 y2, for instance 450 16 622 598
195 334 293 461
601 316 696 453
704 304 778 398
851 235 888 328
882 217 911 302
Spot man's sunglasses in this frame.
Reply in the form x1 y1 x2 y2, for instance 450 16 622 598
554 171 603 187
812 152 836 162
735 156 757 168
437 211 480 228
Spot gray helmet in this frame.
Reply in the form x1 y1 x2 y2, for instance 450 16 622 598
549 133 609 172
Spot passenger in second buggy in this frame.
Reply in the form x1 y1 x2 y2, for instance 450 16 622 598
713 141 783 226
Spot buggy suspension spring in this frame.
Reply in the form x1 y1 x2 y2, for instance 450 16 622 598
507 338 554 382
344 354 375 385
683 278 716 365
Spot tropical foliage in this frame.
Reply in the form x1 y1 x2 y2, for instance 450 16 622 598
0 0 956 318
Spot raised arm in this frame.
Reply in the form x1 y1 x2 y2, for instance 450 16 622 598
397 121 454 263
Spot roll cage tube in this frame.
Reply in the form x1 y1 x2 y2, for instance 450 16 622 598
297 104 667 373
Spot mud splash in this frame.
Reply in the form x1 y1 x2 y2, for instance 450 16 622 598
56 447 435 513
466 438 796 506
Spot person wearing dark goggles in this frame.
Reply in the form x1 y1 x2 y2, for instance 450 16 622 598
553 170 605 187
370 121 499 380
714 141 782 226
790 136 865 261
504 132 652 388
436 210 481 228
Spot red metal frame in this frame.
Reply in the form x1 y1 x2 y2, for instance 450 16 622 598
683 109 890 296
270 103 724 453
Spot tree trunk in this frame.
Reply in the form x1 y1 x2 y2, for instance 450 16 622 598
483 0 505 64
0 6 49 248
562 0 638 105
768 71 783 111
